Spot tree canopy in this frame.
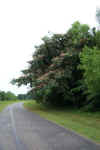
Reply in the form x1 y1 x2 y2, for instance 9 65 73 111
12 20 100 111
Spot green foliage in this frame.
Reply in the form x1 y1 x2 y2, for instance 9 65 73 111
79 46 100 110
6 91 17 100
12 21 92 108
0 91 17 101
12 21 100 110
95 30 100 48
18 92 33 100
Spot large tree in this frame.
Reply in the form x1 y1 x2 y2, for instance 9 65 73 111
12 21 94 107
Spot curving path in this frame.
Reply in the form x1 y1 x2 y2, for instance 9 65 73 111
0 102 99 150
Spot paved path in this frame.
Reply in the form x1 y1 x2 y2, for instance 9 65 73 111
0 102 100 150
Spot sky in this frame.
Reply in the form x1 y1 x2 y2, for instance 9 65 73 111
0 0 99 95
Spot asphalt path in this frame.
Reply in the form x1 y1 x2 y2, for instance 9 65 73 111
0 102 100 150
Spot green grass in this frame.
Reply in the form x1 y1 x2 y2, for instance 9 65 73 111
0 100 21 112
24 100 100 144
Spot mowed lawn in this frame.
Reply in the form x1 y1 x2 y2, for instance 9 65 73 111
0 100 20 112
24 101 100 144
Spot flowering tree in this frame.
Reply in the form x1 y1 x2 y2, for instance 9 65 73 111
12 21 94 107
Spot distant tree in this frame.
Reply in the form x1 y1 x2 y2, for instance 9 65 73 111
17 92 33 100
96 8 100 25
0 91 17 101
18 94 26 100
6 91 17 100
0 91 6 101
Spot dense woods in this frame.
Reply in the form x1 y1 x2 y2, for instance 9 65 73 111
12 18 100 111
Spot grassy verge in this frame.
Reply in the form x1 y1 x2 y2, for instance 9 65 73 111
0 100 21 112
24 100 100 144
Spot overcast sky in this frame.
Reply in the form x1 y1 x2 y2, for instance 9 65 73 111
0 0 99 95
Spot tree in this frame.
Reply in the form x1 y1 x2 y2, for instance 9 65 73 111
0 91 6 101
17 92 33 100
79 46 100 110
0 91 17 101
96 8 100 25
6 91 17 100
12 21 94 108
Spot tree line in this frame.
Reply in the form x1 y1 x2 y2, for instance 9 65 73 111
12 10 100 111
0 91 32 101
0 91 17 101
